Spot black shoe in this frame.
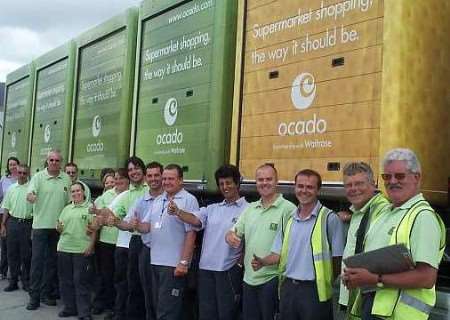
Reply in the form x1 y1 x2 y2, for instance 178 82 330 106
92 307 104 315
58 310 78 318
26 301 40 310
41 297 57 306
103 311 114 320
3 283 18 292
79 316 93 320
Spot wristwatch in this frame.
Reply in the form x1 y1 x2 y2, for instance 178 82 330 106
376 274 384 288
179 260 189 266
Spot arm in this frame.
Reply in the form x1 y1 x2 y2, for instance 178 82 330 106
251 253 280 271
167 200 202 227
27 192 37 203
174 230 196 277
84 225 97 256
0 209 10 237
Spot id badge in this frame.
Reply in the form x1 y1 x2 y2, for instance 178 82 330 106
154 222 162 229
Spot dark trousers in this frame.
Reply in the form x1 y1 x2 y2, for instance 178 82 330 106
151 265 187 320
58 252 93 317
198 265 243 320
361 292 384 320
279 279 332 320
139 245 155 320
114 246 129 318
128 235 146 320
93 241 116 310
242 277 278 320
29 228 59 302
0 214 8 277
5 217 32 284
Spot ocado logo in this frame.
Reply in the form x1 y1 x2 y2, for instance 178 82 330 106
11 132 16 148
291 72 316 110
92 115 102 137
44 124 51 143
164 98 178 126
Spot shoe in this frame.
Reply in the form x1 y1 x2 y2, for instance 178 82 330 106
26 301 40 310
58 310 78 317
78 316 93 320
103 311 114 320
92 307 104 315
41 297 57 306
3 283 18 292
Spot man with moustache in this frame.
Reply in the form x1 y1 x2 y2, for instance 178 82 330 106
136 164 198 320
343 148 446 320
226 164 295 320
338 162 390 311
252 169 344 320
26 149 72 310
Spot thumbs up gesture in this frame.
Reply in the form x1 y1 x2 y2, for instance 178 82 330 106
167 199 179 216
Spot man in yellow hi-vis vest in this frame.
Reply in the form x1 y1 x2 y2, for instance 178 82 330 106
252 169 345 320
343 148 446 320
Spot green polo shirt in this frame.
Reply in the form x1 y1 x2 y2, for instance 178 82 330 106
233 194 296 286
27 169 72 229
339 192 390 306
364 193 442 268
2 182 33 219
112 183 149 219
96 188 119 245
57 202 94 253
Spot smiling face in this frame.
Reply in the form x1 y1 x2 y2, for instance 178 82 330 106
8 159 19 177
255 166 278 199
344 172 376 209
162 169 183 197
17 166 29 184
65 165 78 182
295 174 319 206
146 167 163 193
114 172 129 193
383 160 420 207
46 151 62 173
71 183 85 204
218 177 240 202
128 162 144 185
103 175 115 191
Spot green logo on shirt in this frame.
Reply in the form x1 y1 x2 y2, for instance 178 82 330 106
269 223 278 231
82 214 87 221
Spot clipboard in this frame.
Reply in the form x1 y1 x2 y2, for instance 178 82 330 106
344 244 415 274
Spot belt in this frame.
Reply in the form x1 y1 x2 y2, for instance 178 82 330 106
9 216 33 223
285 277 315 285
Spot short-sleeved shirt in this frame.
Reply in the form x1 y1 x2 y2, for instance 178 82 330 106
1 182 33 219
195 197 249 271
271 201 345 281
232 194 296 286
0 175 17 215
57 202 94 253
27 169 72 229
143 189 199 267
96 188 119 245
363 193 442 269
112 183 149 219
339 192 390 305
124 192 161 248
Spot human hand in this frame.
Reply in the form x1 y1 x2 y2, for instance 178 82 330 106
174 263 188 277
167 200 179 216
342 267 378 289
251 254 265 271
225 231 242 248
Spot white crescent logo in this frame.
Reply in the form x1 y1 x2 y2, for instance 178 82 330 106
291 73 316 110
164 98 178 126
11 132 16 148
92 115 102 137
44 125 51 143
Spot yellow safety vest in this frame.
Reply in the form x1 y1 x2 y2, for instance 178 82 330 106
350 200 446 320
279 205 334 302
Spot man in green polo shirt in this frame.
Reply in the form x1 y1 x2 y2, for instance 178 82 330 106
226 164 295 320
25 149 72 310
1 164 33 292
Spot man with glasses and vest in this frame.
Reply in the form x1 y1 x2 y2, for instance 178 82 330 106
338 162 390 312
343 148 446 320
251 169 345 320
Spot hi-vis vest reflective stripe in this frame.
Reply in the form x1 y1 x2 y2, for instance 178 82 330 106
279 205 333 302
350 200 446 320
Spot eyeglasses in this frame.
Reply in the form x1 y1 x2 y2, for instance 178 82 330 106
66 171 76 174
17 171 28 175
48 159 60 163
380 173 413 181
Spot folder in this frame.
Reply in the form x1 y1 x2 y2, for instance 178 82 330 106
343 244 414 274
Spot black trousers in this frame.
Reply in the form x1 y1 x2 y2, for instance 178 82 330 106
114 246 128 318
127 235 146 320
242 277 278 320
198 265 243 320
29 228 59 302
151 265 187 320
58 252 93 317
279 279 332 320
93 241 116 310
361 292 384 320
139 244 155 320
0 213 8 277
5 217 32 284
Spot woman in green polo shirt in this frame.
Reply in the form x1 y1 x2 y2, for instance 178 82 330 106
56 182 96 320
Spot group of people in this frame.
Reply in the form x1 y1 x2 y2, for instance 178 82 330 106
0 147 445 320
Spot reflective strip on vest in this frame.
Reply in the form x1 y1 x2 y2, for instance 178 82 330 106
400 292 433 314
313 251 331 262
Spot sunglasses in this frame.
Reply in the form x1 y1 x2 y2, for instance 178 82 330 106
48 159 60 162
66 171 77 174
380 172 414 181
17 171 28 175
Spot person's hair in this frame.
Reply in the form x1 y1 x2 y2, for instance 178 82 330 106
47 148 62 160
164 164 183 178
5 156 19 176
215 164 241 187
17 164 29 172
115 168 129 180
382 148 421 173
125 156 145 176
71 181 85 191
146 161 163 174
100 168 115 181
343 161 375 183
256 163 278 179
64 162 78 171
294 169 322 189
